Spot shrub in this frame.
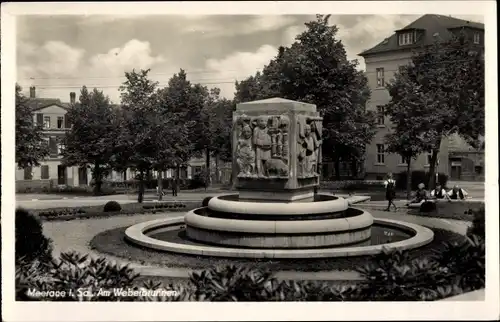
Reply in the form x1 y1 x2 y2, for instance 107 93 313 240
420 201 437 213
202 196 213 207
396 170 448 190
431 235 485 292
467 207 485 240
354 249 459 301
103 201 122 212
15 208 53 263
38 208 86 218
15 251 186 302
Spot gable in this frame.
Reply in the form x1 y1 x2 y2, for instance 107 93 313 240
35 104 68 115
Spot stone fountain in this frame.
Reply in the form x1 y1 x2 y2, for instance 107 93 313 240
125 98 434 258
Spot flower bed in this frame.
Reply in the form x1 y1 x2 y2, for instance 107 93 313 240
31 201 200 222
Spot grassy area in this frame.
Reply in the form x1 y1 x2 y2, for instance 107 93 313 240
90 226 466 273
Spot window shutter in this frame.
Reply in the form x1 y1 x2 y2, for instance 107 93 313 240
49 137 58 156
41 165 49 179
64 114 71 128
37 113 44 126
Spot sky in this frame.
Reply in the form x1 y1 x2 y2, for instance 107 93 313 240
16 14 484 103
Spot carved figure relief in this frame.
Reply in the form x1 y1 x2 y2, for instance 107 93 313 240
235 114 290 178
297 116 322 178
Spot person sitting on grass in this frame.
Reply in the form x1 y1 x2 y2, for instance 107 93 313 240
430 183 451 201
408 183 428 205
384 172 397 211
448 184 469 200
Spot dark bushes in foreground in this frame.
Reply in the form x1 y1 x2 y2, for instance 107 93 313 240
16 238 485 302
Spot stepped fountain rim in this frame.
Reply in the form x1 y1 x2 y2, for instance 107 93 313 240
208 193 349 215
124 216 434 259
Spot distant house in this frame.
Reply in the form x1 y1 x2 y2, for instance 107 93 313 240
358 14 485 181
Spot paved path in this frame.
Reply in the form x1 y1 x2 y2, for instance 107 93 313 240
42 208 470 282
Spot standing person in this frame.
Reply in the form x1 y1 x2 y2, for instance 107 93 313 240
171 178 178 197
384 172 397 211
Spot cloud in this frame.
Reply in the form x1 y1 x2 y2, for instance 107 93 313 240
17 39 165 103
88 39 165 76
183 15 296 37
17 40 85 79
204 44 278 98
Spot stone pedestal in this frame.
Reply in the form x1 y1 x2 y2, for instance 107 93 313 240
232 98 323 203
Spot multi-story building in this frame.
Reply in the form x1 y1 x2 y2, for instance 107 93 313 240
359 14 485 181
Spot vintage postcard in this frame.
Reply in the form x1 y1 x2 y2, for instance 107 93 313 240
1 1 498 321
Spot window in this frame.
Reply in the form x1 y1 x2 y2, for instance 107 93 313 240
473 32 480 44
41 165 50 179
57 142 65 155
376 144 385 164
398 32 414 46
398 65 406 74
43 116 51 128
24 166 33 180
426 153 432 165
57 116 64 128
36 113 43 126
376 105 385 125
400 154 410 165
376 68 385 87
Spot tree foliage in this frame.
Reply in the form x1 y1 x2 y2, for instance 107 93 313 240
118 69 161 202
234 15 376 176
385 30 484 189
15 84 49 169
62 86 116 195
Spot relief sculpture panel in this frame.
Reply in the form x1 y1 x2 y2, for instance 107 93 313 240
297 115 322 178
235 114 290 178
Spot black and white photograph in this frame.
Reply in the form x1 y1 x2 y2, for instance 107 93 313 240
1 1 498 321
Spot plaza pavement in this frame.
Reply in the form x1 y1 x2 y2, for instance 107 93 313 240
41 208 472 283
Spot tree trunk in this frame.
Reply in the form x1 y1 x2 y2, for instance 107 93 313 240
334 157 341 180
215 153 220 184
93 162 102 196
427 145 440 191
205 147 211 191
157 170 163 201
350 159 358 178
406 157 412 200
137 169 145 203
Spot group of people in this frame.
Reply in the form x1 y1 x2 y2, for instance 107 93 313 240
384 172 469 211
156 179 179 197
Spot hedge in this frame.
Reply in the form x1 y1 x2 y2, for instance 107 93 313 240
396 170 448 190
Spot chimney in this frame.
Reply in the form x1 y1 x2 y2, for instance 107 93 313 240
29 86 36 98
70 92 76 104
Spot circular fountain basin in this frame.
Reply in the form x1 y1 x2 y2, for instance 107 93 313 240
125 216 434 259
184 207 373 248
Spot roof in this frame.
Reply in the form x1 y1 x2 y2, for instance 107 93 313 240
359 14 484 57
28 98 70 111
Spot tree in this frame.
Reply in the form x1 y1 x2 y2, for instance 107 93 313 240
384 68 433 199
15 84 49 169
234 15 376 179
61 86 117 195
195 88 234 186
118 69 160 203
386 30 484 189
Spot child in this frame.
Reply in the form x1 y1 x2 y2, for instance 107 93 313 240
384 173 397 211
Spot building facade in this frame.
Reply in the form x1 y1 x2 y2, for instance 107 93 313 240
359 14 485 181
